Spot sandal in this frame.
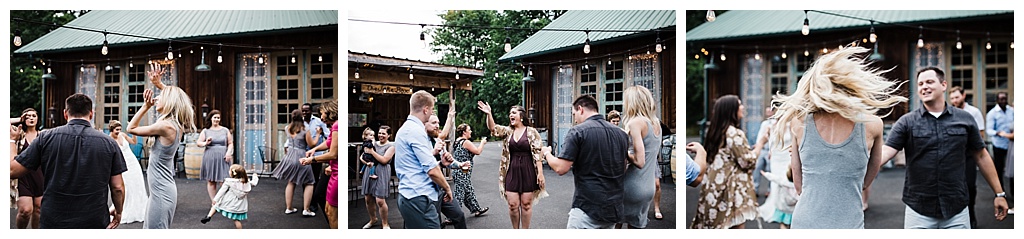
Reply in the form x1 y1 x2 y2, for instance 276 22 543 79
654 212 663 220
474 207 489 217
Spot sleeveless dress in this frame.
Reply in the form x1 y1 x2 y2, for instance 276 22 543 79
790 114 868 229
759 122 795 224
200 127 230 182
272 130 316 185
361 141 393 199
116 136 149 224
622 120 662 228
505 130 538 193
452 138 483 213
144 123 180 229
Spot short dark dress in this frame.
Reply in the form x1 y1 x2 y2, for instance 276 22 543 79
504 130 538 193
16 139 45 197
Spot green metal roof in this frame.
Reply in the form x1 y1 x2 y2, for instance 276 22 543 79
499 10 675 61
14 10 338 54
687 10 1012 42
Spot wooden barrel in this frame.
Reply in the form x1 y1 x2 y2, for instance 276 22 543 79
670 143 677 183
184 143 204 180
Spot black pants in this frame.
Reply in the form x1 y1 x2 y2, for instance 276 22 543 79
311 163 328 224
965 158 978 229
436 190 467 229
993 147 1008 191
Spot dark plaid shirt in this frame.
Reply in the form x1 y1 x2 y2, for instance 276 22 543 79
885 104 986 219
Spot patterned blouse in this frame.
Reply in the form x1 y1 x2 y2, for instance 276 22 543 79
690 126 759 229
491 124 549 204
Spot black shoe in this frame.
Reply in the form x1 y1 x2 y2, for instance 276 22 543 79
200 216 211 224
474 207 489 217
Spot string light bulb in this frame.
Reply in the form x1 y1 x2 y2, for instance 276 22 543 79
80 59 85 72
258 46 264 64
13 30 22 47
318 46 323 62
409 67 414 80
706 10 716 22
129 57 134 68
801 10 810 36
701 48 708 55
869 21 877 43
754 46 760 60
583 30 591 54
420 24 427 48
916 26 924 48
217 43 223 63
986 32 992 50
101 32 109 55
720 51 726 61
167 42 174 60
695 54 700 60
781 45 788 59
455 70 460 80
956 30 962 50
504 27 512 53
804 44 810 56
354 67 360 79
290 47 297 64
655 31 663 53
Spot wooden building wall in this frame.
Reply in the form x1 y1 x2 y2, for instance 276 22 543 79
41 28 337 130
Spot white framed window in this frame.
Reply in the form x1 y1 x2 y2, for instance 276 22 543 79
604 59 624 114
950 43 976 104
100 65 121 126
578 62 598 100
310 53 336 101
275 55 302 125
983 41 1013 112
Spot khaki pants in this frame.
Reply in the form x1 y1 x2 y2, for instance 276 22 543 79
325 203 338 229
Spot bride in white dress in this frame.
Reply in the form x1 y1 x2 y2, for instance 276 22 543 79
108 120 149 224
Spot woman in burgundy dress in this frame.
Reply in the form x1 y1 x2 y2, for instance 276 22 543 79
478 101 547 229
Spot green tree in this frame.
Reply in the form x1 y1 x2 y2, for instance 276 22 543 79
429 10 564 139
684 10 723 137
10 10 83 118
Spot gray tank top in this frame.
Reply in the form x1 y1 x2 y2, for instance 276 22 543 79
790 113 868 229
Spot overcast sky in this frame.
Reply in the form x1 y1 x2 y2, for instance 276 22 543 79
347 10 446 62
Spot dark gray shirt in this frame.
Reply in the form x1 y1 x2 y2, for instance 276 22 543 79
557 114 629 223
885 104 986 219
15 119 127 229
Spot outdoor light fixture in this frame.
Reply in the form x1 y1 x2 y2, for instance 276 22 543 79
917 26 924 48
258 46 264 64
869 21 877 43
195 48 211 72
804 45 810 57
455 70 460 80
802 10 810 36
504 36 512 53
720 52 726 61
80 59 85 72
754 46 760 60
217 43 223 63
869 42 885 61
583 30 591 54
101 32 109 56
105 60 112 71
781 46 788 59
409 68 414 80
13 30 22 47
355 67 360 79
318 46 323 62
706 10 716 22
420 24 427 48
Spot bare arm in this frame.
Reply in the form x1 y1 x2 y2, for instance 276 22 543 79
439 105 456 141
542 146 573 175
122 133 137 145
107 174 125 229
195 130 208 147
626 119 649 168
224 130 234 163
304 129 317 147
366 144 396 164
863 117 884 191
148 62 167 90
686 142 707 187
462 139 486 155
478 101 496 133
305 130 338 164
790 118 804 195
127 90 172 143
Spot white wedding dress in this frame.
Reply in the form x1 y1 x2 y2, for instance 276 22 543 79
115 136 150 224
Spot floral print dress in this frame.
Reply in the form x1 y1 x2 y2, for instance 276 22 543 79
690 126 759 229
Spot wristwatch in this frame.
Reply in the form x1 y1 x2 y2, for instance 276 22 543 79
996 192 1006 198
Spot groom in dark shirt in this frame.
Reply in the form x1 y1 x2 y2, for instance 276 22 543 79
11 94 127 229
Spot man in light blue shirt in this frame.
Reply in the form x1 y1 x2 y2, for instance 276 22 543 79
394 90 453 229
302 103 331 155
986 92 1014 191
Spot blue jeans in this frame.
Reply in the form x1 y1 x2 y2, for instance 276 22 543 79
398 195 440 229
904 205 970 229
566 208 616 229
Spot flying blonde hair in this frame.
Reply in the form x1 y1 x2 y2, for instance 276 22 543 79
158 86 198 134
770 46 907 144
622 85 660 134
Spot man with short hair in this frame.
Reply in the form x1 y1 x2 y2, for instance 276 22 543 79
986 92 1014 194
302 103 330 214
11 94 127 229
394 90 453 229
427 114 468 229
881 67 1008 229
949 85 986 228
541 95 630 229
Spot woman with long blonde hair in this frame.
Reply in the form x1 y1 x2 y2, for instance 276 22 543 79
771 46 906 228
127 62 197 229
619 85 662 229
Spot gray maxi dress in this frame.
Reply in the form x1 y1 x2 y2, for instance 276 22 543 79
144 124 181 229
790 114 868 229
621 120 662 228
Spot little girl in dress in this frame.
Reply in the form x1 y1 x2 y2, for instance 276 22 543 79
201 164 258 229
760 169 799 228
